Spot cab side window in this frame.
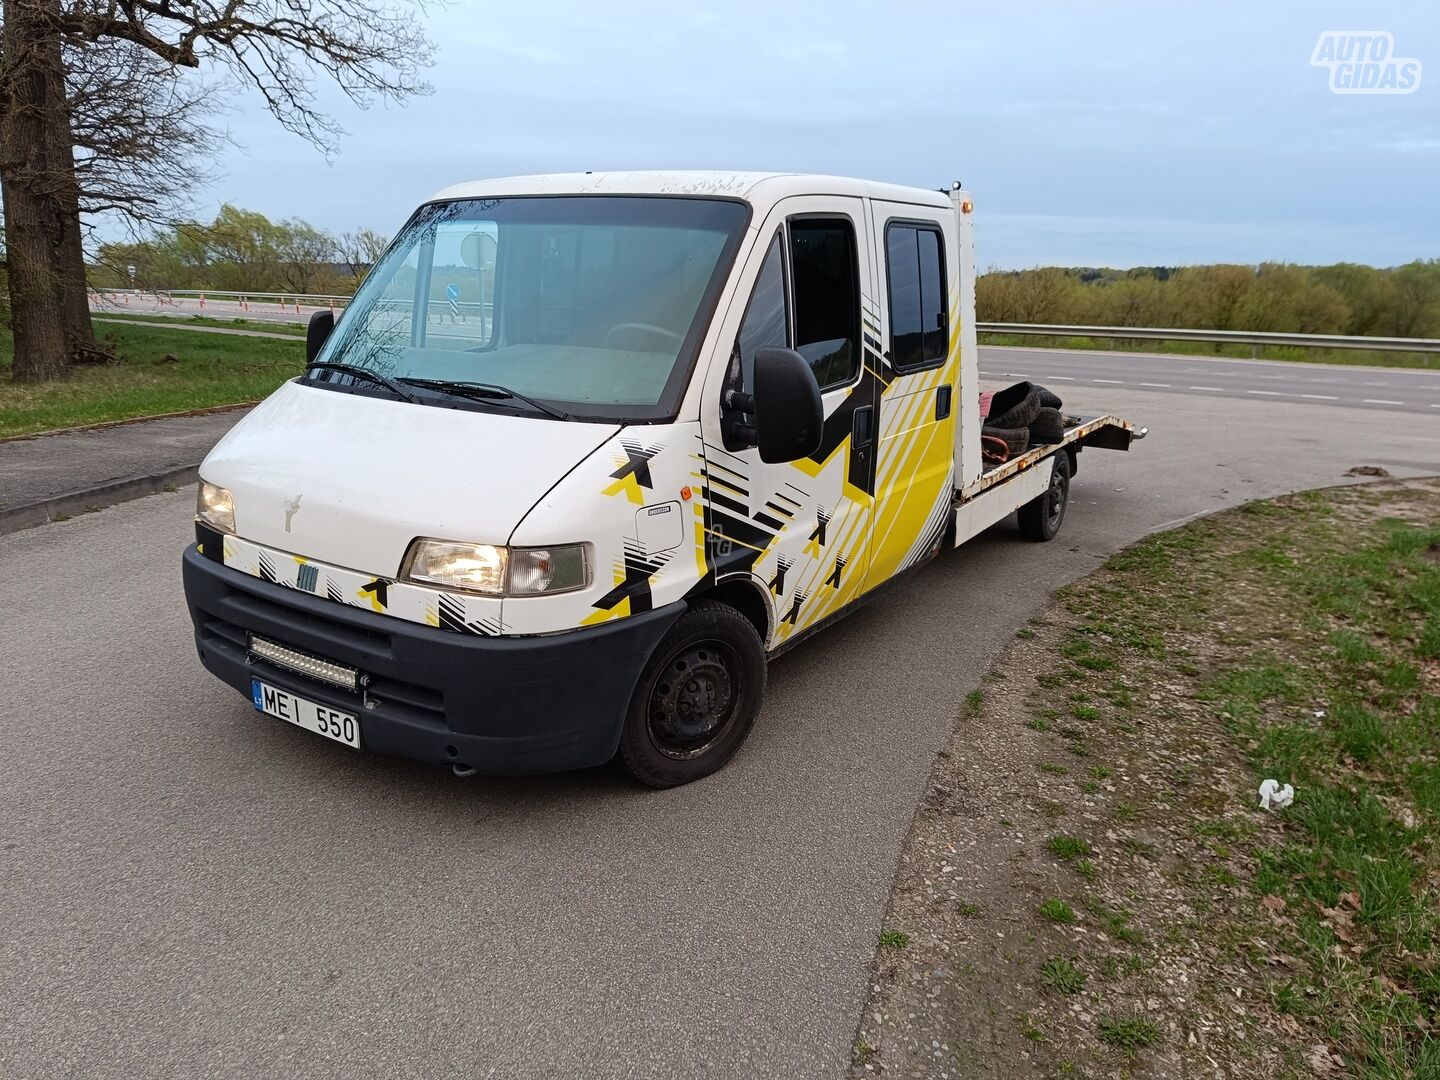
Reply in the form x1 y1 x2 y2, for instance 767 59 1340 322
885 223 948 370
729 217 862 403
733 233 788 394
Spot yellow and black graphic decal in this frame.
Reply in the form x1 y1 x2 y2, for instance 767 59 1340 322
436 594 502 636
602 439 663 505
358 577 391 612
587 539 676 621
195 521 226 564
208 532 505 637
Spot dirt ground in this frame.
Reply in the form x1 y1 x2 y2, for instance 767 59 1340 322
849 478 1440 1079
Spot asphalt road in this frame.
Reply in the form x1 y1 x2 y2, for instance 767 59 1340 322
2 388 1437 1080
982 344 1440 416
89 295 1440 416
91 293 327 327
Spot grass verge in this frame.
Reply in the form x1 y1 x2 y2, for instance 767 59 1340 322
853 478 1440 1078
0 323 303 438
979 332 1440 370
92 311 309 337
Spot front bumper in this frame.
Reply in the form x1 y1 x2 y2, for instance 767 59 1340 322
182 545 683 774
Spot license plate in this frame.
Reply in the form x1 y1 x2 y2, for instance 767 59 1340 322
251 678 360 749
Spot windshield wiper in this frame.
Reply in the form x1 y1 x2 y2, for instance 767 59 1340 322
396 378 574 421
306 362 420 404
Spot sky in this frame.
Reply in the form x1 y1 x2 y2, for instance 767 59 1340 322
179 0 1438 270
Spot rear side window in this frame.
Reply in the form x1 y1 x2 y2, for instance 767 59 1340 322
885 223 948 370
789 218 860 390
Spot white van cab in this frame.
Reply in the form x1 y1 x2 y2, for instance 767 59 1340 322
183 171 1141 786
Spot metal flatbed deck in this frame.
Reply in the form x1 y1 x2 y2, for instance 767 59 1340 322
961 414 1140 502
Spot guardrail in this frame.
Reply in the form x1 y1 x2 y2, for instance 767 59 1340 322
99 287 354 304
93 289 1440 354
977 323 1440 354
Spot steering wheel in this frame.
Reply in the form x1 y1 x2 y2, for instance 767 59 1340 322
605 323 684 350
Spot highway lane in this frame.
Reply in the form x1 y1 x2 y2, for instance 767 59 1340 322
90 293 325 327
2 390 1437 1080
981 344 1440 416
90 297 1440 416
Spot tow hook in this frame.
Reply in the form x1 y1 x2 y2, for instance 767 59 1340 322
452 763 478 778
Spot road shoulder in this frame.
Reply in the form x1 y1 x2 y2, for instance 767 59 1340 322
851 477 1440 1078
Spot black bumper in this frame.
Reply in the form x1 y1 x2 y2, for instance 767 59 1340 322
182 545 684 774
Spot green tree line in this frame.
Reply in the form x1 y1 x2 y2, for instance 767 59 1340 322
84 211 1440 341
976 261 1440 338
87 205 390 297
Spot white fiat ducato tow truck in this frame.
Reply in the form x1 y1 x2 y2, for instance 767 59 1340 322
183 171 1142 787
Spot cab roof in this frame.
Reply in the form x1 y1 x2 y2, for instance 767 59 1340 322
427 171 954 214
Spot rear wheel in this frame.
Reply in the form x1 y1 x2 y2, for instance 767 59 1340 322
617 600 766 787
1018 451 1071 541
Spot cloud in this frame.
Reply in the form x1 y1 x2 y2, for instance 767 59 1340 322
90 0 1440 268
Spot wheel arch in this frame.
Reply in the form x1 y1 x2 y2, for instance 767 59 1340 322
691 574 773 647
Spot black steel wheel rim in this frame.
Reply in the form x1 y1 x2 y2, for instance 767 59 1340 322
646 639 741 760
1047 468 1067 528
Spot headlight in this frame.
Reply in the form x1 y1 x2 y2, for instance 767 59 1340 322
406 540 507 594
403 540 591 596
197 481 235 533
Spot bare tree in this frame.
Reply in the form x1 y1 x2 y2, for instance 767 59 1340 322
57 0 432 152
69 38 221 226
0 0 90 378
3 0 431 382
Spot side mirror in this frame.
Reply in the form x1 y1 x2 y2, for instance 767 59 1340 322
752 347 824 464
306 309 335 364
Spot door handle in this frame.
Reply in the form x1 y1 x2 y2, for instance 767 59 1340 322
853 405 874 450
936 385 953 420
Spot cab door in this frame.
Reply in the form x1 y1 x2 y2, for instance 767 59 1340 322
699 196 879 647
863 202 959 588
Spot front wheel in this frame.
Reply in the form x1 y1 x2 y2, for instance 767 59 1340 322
1017 451 1071 541
616 600 766 787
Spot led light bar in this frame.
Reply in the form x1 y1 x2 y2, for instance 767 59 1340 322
249 635 359 691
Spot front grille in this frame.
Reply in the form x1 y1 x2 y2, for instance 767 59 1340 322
225 587 391 653
198 608 447 731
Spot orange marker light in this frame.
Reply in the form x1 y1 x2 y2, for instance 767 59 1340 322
680 486 692 501
961 200 974 214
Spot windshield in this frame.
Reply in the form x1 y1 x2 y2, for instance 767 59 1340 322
315 195 750 421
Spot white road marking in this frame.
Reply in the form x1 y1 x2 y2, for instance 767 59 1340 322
1046 375 1075 380
1139 382 1171 388
1302 394 1339 400
1190 386 1224 391
1364 399 1404 405
1092 379 1124 384
1247 390 1284 396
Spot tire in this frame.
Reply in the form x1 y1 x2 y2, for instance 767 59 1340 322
982 425 1030 456
984 383 1031 426
616 600 766 787
988 386 1043 430
1018 451 1071 541
1036 386 1063 410
1028 407 1065 444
